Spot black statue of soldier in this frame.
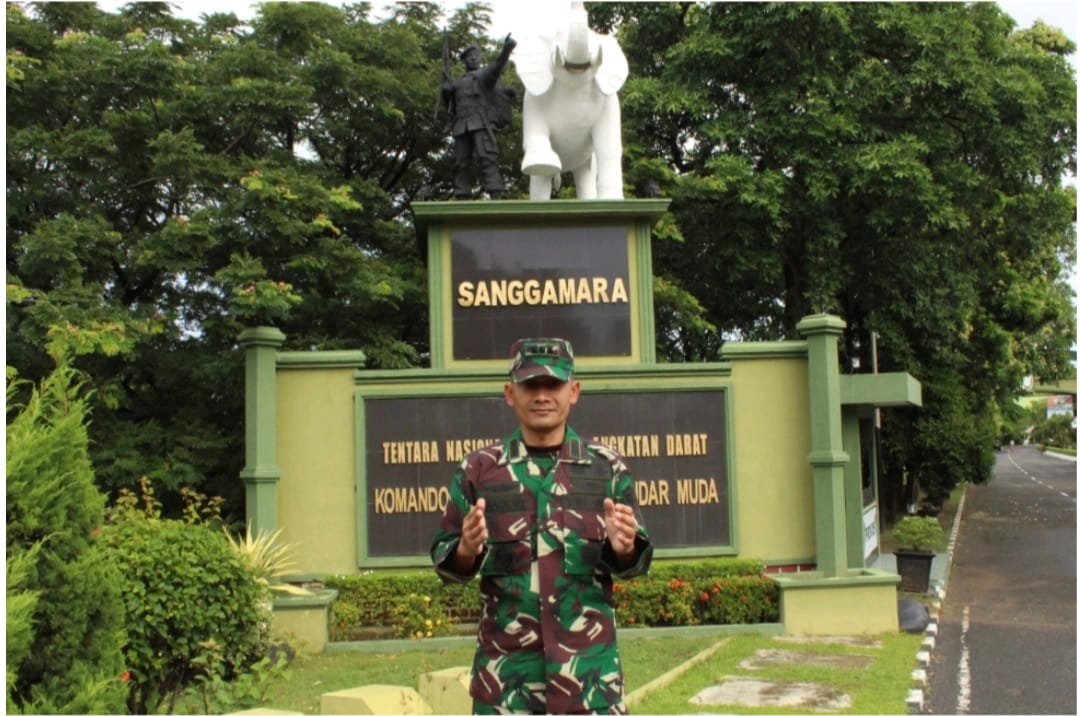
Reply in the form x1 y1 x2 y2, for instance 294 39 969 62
440 35 517 200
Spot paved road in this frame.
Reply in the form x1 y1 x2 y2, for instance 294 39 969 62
927 446 1076 715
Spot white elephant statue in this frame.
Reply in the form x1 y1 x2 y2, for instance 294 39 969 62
512 2 628 200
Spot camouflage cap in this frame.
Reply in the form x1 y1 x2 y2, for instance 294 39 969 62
508 338 575 383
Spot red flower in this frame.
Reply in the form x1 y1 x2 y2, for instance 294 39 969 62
699 592 710 602
120 671 131 683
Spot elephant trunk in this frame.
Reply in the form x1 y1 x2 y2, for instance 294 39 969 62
561 1 592 70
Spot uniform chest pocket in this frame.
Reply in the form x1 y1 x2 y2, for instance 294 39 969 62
478 485 532 576
556 471 609 576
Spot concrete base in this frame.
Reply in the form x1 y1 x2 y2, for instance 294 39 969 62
271 589 337 654
321 685 433 715
418 666 472 714
771 569 901 635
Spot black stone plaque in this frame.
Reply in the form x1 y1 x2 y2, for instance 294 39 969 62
362 389 729 560
450 226 633 361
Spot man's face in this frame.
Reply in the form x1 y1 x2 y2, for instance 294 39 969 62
504 376 580 446
463 49 481 70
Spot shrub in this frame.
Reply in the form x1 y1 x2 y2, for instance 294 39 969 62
892 516 946 552
6 365 128 713
324 558 778 640
101 481 270 714
327 573 474 640
391 593 456 640
1033 414 1077 450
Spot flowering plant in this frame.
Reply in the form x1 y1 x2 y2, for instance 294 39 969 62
391 593 455 640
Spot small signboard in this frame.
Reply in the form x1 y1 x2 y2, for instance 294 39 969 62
449 226 635 361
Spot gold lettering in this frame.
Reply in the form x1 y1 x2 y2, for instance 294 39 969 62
474 281 490 306
593 434 661 458
576 277 593 303
559 278 575 303
525 279 541 304
381 440 440 464
457 281 475 307
611 278 628 302
541 279 558 304
506 280 521 305
444 439 499 462
593 277 609 302
456 277 630 307
676 478 720 504
665 433 709 456
374 486 451 514
635 479 671 506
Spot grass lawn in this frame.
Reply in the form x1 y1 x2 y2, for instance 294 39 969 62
630 632 922 714
237 491 964 714
252 633 720 714
246 630 918 714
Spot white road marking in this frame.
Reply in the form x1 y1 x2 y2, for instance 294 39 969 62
1006 452 1076 502
958 605 972 714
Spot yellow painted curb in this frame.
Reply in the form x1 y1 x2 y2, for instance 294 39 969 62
625 637 731 708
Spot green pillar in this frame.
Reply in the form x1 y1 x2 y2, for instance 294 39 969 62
238 326 285 535
842 409 867 568
797 314 850 578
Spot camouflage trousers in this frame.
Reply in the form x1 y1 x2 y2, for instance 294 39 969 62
472 699 628 715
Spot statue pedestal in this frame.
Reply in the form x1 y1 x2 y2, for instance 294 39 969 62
412 199 670 370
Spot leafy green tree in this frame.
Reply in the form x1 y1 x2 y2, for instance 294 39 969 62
597 2 1076 513
1032 414 1077 449
6 1 1075 524
6 2 508 516
6 360 127 714
6 545 41 713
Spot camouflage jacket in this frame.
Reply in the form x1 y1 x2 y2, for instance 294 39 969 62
431 426 653 713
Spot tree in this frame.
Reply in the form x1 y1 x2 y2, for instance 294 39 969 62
7 2 1075 522
596 2 1075 512
6 358 127 714
6 1 509 516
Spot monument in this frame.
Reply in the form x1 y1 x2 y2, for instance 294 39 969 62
243 2 924 643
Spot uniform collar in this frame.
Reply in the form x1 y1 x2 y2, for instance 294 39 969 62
502 426 590 465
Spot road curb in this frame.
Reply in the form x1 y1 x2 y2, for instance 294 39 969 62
1040 448 1078 462
906 485 967 714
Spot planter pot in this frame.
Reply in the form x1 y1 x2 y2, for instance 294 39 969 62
894 549 935 593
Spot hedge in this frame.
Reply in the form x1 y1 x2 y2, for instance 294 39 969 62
324 558 779 641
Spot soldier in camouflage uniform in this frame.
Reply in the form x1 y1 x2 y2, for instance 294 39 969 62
432 338 653 715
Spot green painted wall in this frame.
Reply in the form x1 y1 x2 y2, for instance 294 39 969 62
271 348 830 576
